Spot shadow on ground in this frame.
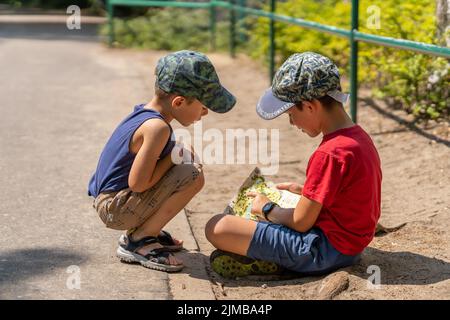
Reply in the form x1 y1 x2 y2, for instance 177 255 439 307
201 247 450 288
0 247 88 296
0 21 103 42
175 250 212 281
352 247 450 285
361 97 450 148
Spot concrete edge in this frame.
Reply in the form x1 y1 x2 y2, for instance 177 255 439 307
165 210 216 300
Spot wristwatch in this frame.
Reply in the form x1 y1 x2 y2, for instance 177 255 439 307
262 201 277 222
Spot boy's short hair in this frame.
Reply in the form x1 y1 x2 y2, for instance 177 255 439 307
154 85 196 104
296 95 343 111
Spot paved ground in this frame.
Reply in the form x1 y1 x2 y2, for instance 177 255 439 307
0 14 213 299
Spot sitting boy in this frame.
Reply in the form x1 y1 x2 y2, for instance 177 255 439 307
88 50 235 272
205 52 381 278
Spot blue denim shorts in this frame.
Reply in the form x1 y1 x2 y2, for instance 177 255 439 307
246 222 361 275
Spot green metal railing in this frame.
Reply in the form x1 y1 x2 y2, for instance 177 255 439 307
107 0 450 123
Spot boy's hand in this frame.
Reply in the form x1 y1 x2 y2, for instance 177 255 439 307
186 144 202 166
173 142 202 167
246 192 271 219
276 182 303 195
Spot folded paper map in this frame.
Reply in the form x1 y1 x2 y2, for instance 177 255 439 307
224 167 301 221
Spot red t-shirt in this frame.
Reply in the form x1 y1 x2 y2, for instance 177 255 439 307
302 125 382 255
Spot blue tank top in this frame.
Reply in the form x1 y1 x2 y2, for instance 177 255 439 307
88 104 175 198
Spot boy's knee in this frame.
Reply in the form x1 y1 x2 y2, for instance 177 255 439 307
171 163 205 191
192 166 205 191
205 214 229 242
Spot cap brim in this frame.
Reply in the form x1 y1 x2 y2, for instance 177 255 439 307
327 90 350 104
256 88 295 120
201 86 236 114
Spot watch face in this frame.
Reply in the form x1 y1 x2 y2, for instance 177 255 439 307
263 202 274 213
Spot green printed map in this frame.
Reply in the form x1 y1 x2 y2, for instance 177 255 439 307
224 167 301 221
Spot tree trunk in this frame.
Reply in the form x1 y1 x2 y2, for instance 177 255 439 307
436 0 450 46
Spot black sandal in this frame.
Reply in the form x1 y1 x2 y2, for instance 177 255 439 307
119 230 183 252
117 236 183 272
157 230 184 251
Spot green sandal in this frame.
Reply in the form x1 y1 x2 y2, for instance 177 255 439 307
210 250 283 279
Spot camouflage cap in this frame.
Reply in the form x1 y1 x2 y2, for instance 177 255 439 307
155 50 236 113
256 52 349 120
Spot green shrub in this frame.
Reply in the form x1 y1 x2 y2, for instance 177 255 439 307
249 0 449 122
100 8 236 52
99 1 449 121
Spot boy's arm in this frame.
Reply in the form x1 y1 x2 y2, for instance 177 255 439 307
248 193 322 233
271 196 322 232
271 151 345 231
128 119 174 193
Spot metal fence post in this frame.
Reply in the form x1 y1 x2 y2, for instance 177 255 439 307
269 0 276 83
230 0 236 58
350 0 359 123
237 0 247 43
210 0 217 51
107 0 115 47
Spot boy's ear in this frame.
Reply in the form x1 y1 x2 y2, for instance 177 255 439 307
302 100 316 113
171 96 185 108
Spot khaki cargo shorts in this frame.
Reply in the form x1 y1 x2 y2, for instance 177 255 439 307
92 164 202 230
